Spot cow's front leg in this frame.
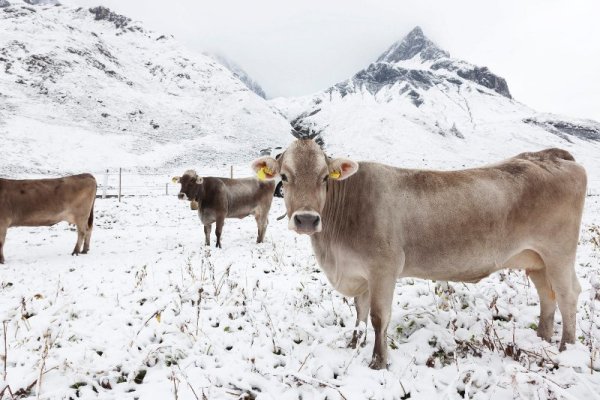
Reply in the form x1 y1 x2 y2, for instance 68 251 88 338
215 217 224 248
368 277 396 369
348 289 370 349
203 224 211 246
0 224 7 264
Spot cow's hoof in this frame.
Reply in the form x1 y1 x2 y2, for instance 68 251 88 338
81 250 88 255
536 326 553 342
0 259 4 264
368 355 387 370
71 251 79 256
347 338 358 349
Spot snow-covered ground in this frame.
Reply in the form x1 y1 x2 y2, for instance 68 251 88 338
1 191 599 399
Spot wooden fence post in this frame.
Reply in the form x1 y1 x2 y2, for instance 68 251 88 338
230 165 233 179
118 168 122 202
166 183 169 196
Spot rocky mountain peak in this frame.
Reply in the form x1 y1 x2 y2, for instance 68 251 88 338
376 26 449 63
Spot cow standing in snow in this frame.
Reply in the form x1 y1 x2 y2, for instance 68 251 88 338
251 139 586 369
173 170 275 248
0 174 97 263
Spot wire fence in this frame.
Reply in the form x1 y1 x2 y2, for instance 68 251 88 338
93 166 247 200
94 167 600 200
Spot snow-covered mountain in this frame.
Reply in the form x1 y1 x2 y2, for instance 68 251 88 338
0 1 291 175
207 52 267 99
271 27 600 181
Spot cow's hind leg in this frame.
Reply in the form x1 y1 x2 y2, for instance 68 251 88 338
215 217 224 248
0 224 7 264
542 253 581 350
204 224 211 246
72 222 86 256
82 225 93 254
348 288 370 349
255 213 268 243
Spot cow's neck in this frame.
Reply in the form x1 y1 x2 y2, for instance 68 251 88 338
311 179 354 248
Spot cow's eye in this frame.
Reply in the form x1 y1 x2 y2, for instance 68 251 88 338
281 174 288 182
322 175 328 183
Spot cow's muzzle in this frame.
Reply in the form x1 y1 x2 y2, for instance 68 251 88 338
289 211 322 234
178 193 187 200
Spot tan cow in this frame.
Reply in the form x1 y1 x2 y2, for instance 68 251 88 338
251 139 587 369
173 170 275 247
0 174 97 263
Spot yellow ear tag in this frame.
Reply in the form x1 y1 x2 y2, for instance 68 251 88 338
171 176 180 183
257 166 273 181
329 170 341 179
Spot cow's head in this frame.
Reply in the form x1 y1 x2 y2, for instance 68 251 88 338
251 139 358 235
172 170 204 203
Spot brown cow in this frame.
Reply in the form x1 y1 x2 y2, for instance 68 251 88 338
173 170 275 248
0 174 97 263
251 140 587 369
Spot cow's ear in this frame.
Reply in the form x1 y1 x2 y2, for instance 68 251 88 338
172 176 180 183
328 158 358 180
251 157 279 181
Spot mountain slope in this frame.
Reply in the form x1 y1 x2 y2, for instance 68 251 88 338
271 27 600 181
0 1 290 175
207 52 267 99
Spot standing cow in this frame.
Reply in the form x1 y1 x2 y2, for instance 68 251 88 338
251 139 587 369
173 170 275 248
0 174 97 263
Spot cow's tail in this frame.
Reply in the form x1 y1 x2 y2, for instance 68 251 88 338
88 198 95 229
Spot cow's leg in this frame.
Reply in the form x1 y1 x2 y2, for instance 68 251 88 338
554 267 581 350
528 268 557 341
215 217 224 248
543 253 581 351
203 224 211 246
0 224 7 264
82 225 93 254
72 223 86 256
255 213 268 243
348 289 370 349
368 277 396 369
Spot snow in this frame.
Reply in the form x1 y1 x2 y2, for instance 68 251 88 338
1 192 599 399
1 3 600 399
0 1 291 174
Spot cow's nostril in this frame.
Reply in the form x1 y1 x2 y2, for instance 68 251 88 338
294 214 302 226
313 215 320 227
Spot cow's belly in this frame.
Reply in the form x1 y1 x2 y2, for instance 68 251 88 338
401 245 524 283
12 210 72 227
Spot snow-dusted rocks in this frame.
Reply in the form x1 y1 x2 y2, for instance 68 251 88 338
271 26 600 185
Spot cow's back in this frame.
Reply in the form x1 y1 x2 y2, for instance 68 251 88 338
220 177 275 218
314 149 586 283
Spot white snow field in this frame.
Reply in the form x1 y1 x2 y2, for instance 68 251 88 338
0 191 599 399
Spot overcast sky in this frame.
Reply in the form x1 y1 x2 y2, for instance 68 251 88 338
75 0 600 121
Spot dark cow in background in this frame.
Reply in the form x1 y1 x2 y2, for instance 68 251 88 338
173 170 275 248
252 140 587 369
0 174 97 263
